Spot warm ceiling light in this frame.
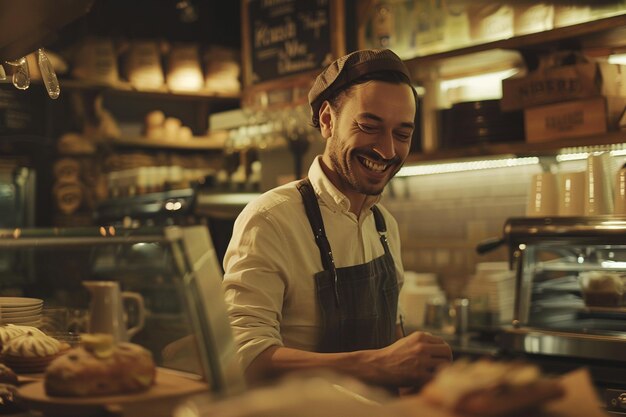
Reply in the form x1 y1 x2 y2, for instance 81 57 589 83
608 54 626 65
396 156 539 177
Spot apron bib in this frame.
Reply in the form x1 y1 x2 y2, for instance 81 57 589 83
297 178 398 353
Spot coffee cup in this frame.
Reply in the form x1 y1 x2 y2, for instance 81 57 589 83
450 298 470 335
585 153 614 215
526 172 558 217
557 171 585 216
614 167 626 215
423 298 446 329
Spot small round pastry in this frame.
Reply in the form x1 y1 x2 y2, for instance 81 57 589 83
44 333 156 397
0 365 17 386
1 332 66 374
163 117 182 139
145 126 164 140
145 110 165 128
0 325 46 350
581 272 624 307
178 126 193 141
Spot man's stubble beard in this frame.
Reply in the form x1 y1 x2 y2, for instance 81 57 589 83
327 134 399 197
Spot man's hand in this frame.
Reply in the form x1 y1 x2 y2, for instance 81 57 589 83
366 331 452 387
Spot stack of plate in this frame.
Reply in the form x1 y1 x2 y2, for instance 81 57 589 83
466 263 516 326
0 297 43 327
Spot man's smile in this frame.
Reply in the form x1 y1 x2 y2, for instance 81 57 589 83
356 155 393 173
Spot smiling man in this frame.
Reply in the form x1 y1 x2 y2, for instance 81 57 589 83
222 49 452 390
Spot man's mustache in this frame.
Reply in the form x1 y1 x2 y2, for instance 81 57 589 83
357 151 401 166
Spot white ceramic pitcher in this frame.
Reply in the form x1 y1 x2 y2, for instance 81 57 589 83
83 281 145 342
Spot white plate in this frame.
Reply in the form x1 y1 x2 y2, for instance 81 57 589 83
0 307 43 313
1 302 43 309
0 311 41 320
0 321 41 328
1 317 42 325
1 307 43 318
0 314 41 323
0 297 43 308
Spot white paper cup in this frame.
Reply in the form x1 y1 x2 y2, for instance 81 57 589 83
558 171 585 216
526 172 558 217
585 153 614 215
614 168 626 215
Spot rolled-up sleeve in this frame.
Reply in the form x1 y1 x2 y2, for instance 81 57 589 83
222 207 291 371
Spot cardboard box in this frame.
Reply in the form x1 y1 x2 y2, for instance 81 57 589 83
524 97 608 143
501 62 626 111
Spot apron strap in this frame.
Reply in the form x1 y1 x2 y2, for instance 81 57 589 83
296 178 340 306
371 206 391 256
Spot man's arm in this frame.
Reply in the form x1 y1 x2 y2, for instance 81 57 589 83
245 331 452 387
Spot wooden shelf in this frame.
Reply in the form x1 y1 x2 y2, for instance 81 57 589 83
404 13 626 73
105 132 227 151
401 14 626 163
60 79 241 103
406 131 626 164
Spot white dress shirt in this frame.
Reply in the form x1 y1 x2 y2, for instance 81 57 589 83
222 156 404 370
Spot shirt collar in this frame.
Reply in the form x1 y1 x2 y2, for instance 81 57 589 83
307 156 381 215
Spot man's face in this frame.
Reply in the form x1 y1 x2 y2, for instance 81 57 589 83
321 80 416 198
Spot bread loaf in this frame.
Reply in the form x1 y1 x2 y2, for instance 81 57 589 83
44 334 156 397
421 359 565 417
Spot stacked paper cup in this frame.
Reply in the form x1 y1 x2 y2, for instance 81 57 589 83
557 171 585 216
584 152 614 215
526 171 558 217
529 152 621 217
614 163 626 215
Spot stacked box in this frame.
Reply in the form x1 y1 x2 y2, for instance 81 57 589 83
501 62 626 142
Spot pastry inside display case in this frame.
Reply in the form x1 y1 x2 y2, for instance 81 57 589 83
0 225 245 414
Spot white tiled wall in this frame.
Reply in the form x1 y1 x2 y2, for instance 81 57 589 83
383 155 626 298
383 163 542 298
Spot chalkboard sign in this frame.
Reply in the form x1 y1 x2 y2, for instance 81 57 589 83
242 0 345 86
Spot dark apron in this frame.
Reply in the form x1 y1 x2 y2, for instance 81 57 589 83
296 178 399 353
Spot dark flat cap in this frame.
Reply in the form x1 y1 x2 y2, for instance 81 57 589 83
308 49 412 126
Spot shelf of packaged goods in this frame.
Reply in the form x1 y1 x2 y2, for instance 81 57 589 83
105 131 228 151
403 13 626 72
59 79 241 103
406 131 626 164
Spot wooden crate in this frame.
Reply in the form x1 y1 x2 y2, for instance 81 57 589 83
524 97 608 143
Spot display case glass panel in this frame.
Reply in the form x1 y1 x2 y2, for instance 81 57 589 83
0 225 245 396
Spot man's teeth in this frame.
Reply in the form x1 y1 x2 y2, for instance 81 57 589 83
361 158 386 172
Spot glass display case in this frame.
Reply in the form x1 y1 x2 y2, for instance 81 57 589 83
491 217 626 362
479 217 626 414
0 225 246 402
